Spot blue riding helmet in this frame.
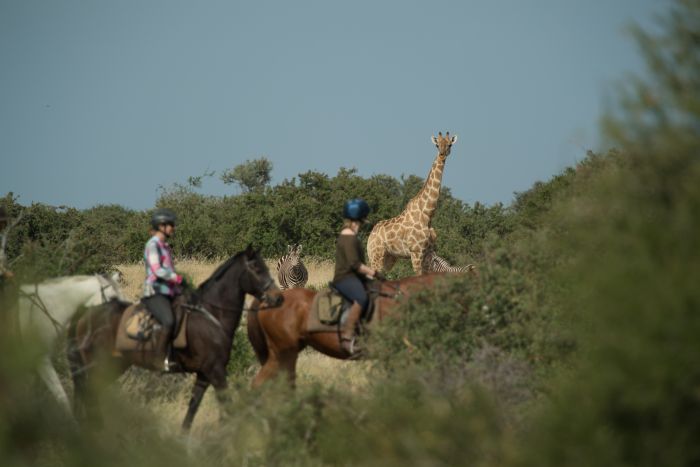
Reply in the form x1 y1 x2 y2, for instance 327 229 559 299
343 198 370 221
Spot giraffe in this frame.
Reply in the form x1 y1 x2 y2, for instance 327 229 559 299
367 131 457 275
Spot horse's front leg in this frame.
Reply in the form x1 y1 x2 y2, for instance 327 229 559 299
209 365 233 424
182 374 209 432
252 348 299 389
38 356 76 425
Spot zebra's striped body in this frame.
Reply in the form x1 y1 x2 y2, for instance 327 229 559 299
276 244 309 290
428 252 476 274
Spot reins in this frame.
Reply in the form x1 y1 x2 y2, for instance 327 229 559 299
371 280 403 300
185 254 278 324
182 302 226 330
98 273 121 303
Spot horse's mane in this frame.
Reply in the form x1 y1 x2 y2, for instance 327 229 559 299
40 275 92 285
196 251 247 294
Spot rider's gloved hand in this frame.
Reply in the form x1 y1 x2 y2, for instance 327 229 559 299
374 271 387 282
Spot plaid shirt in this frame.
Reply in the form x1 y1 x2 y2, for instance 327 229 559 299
143 235 182 297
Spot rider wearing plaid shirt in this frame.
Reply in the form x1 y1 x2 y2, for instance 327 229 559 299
142 208 185 372
144 235 183 297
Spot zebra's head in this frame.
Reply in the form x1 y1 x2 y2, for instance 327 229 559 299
287 244 303 260
278 243 308 290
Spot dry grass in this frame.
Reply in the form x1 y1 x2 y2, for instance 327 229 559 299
115 256 373 436
115 256 336 301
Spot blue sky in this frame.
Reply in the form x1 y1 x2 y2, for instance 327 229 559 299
0 0 664 210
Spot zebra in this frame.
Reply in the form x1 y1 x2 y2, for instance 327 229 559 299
276 244 309 290
427 252 476 274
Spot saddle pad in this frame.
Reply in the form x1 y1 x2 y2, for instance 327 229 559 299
307 288 345 333
114 303 188 352
115 304 157 352
126 308 155 341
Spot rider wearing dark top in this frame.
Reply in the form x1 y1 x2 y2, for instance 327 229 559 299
332 198 385 355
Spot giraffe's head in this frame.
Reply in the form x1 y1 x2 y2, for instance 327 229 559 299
431 131 458 158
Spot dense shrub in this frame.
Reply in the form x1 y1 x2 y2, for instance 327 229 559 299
3 165 515 278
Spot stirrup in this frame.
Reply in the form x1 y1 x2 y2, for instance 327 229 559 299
162 351 181 372
340 337 356 355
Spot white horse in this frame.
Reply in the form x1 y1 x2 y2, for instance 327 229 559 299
16 272 125 417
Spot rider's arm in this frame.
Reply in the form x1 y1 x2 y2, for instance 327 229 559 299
357 263 379 279
342 236 379 279
145 241 183 285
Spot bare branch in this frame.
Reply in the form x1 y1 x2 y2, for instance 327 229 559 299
0 209 25 273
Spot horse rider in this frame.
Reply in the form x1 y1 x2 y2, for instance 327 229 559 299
143 208 186 371
332 198 385 355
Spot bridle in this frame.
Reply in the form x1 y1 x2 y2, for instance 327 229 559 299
194 255 281 318
243 256 278 303
97 273 122 303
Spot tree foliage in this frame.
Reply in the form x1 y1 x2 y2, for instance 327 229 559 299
220 157 273 193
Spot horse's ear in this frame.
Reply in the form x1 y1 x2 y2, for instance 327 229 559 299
111 270 123 284
245 243 255 258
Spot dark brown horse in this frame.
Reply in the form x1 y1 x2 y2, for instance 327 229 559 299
67 246 282 431
247 272 451 387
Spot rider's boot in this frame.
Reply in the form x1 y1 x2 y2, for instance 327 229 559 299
155 327 178 372
340 303 363 355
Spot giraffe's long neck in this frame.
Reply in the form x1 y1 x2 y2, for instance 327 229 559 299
405 153 446 223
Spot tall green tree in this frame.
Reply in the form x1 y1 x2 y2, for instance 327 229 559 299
602 0 700 153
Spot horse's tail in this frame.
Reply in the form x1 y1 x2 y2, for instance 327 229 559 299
246 298 269 365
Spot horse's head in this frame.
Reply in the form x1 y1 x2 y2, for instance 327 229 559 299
241 245 283 307
86 272 125 306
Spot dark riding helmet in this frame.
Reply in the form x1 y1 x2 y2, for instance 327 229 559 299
343 198 370 221
151 208 177 229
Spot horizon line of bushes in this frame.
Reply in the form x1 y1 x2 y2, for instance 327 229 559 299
1 161 553 282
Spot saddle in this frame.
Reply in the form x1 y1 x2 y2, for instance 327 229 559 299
114 295 189 353
307 283 380 334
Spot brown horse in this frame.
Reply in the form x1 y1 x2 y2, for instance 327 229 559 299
247 273 451 387
66 246 282 431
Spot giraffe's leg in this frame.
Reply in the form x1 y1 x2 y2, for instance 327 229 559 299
410 247 432 275
421 246 434 274
366 232 383 271
429 228 437 243
423 249 435 273
409 251 424 275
